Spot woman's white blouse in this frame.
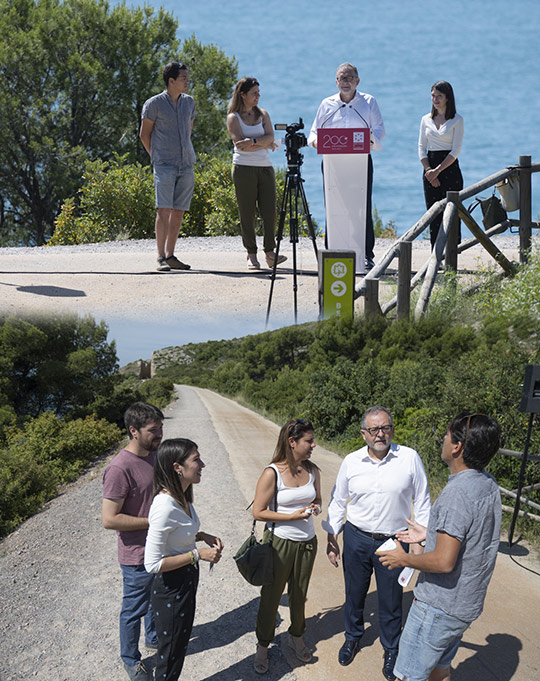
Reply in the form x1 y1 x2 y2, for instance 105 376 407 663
418 113 464 160
144 493 200 574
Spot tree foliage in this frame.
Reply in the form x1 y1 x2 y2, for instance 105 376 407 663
0 315 119 422
179 35 238 156
0 0 238 246
0 0 178 245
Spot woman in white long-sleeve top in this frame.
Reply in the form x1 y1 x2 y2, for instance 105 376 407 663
144 438 223 681
418 80 464 247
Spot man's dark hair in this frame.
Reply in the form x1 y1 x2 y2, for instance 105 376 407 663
124 402 164 438
448 412 501 471
163 61 187 87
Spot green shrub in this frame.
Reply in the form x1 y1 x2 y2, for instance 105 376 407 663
137 377 175 409
5 412 122 483
0 446 58 537
49 153 319 244
182 154 240 236
49 156 155 245
0 412 122 536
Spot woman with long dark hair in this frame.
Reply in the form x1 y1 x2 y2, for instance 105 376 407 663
252 419 321 674
419 80 464 246
227 76 287 270
144 439 223 681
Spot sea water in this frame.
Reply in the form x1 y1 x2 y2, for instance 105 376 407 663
160 0 540 234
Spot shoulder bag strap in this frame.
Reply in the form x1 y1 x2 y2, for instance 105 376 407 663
246 466 279 543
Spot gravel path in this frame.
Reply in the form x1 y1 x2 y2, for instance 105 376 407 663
0 386 296 681
0 235 532 326
2 384 540 681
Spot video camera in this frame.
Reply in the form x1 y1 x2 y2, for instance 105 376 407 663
274 118 308 166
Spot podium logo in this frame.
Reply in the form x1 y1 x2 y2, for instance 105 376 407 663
331 261 347 278
353 132 365 144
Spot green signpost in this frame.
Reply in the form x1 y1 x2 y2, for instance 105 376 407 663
318 251 356 320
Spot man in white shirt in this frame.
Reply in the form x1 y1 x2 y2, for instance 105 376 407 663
308 63 385 269
324 405 431 679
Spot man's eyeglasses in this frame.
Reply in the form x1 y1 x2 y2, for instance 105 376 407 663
337 76 356 83
362 425 393 435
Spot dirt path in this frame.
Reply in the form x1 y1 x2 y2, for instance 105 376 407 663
3 385 537 681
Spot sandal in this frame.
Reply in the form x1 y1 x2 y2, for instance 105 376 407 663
247 254 261 270
254 644 269 674
287 634 312 663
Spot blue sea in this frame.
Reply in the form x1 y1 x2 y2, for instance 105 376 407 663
109 0 540 363
164 0 540 233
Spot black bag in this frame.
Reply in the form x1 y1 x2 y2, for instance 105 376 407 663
233 467 278 586
468 193 507 230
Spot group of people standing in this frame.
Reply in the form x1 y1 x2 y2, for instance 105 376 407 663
139 60 464 274
102 401 502 681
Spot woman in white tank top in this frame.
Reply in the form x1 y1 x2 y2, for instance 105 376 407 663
227 77 287 270
251 418 322 674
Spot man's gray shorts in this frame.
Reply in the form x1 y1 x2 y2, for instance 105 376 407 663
153 165 195 210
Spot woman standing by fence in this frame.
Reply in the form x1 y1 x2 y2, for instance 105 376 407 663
419 80 464 246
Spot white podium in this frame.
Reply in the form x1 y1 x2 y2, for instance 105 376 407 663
318 128 370 274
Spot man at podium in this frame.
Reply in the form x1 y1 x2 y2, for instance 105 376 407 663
308 63 385 271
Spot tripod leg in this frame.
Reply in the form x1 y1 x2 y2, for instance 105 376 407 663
291 180 299 323
266 174 290 326
298 181 318 259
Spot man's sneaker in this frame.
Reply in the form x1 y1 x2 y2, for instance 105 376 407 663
157 256 171 271
166 255 191 270
124 660 152 681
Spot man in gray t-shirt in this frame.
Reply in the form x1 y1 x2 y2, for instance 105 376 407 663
378 413 502 681
140 62 196 272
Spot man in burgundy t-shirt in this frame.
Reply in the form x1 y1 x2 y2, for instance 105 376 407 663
102 402 164 681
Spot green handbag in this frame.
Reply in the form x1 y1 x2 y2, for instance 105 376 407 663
233 467 278 586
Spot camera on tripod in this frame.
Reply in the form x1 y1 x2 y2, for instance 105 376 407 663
274 118 308 155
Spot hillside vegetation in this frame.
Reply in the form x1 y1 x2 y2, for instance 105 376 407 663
155 252 540 541
0 315 174 536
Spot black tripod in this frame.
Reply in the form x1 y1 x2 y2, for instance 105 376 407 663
266 135 318 325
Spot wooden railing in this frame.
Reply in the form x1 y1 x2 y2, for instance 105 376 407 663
497 447 540 522
357 155 540 318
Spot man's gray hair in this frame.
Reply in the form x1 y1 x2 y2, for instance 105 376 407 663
361 405 393 429
336 63 359 78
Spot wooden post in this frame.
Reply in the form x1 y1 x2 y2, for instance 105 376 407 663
397 241 412 320
445 191 460 272
519 155 532 263
456 205 515 276
364 278 381 317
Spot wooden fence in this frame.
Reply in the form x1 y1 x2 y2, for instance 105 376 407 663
498 447 540 523
358 155 540 318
